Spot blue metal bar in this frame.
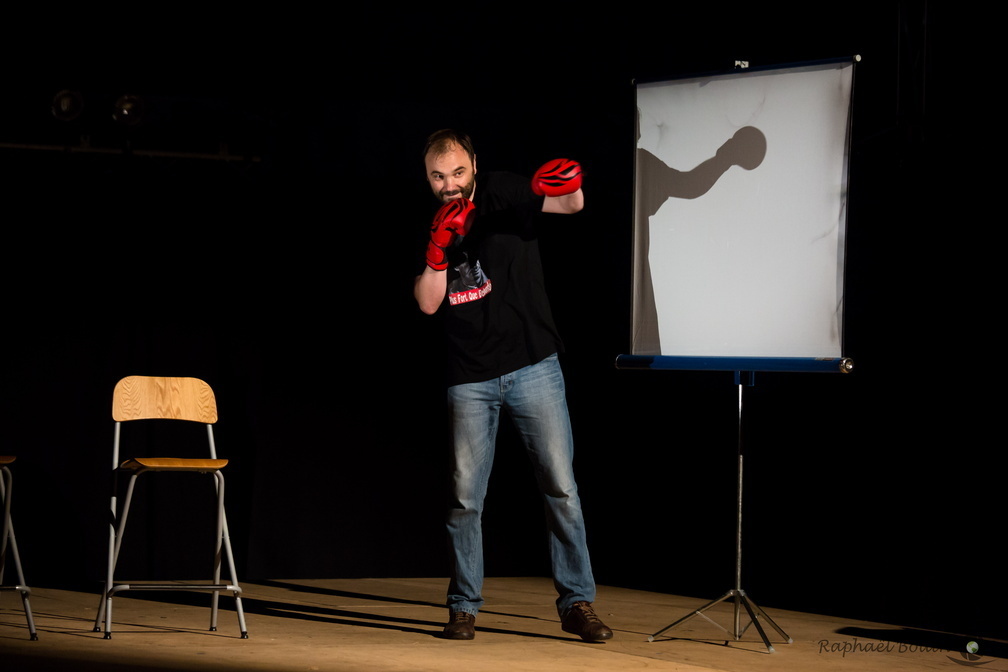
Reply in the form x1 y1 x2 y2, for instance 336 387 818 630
614 354 853 374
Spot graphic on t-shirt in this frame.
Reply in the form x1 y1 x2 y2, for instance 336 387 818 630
447 251 491 306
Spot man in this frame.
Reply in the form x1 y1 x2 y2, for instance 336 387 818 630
414 129 612 643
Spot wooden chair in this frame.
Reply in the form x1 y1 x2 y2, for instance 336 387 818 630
1 455 37 639
94 376 248 639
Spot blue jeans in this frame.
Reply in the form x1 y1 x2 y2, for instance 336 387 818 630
445 354 596 617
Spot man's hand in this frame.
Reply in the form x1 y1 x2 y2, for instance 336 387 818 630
531 158 583 197
426 197 476 271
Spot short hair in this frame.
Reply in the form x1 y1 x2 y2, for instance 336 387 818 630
423 129 475 164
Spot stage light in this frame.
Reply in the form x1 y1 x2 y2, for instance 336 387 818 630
51 89 84 122
112 94 145 126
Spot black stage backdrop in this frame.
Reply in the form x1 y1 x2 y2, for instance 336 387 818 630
2 5 1000 641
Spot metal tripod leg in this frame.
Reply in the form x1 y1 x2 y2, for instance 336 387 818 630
648 374 791 653
648 588 790 651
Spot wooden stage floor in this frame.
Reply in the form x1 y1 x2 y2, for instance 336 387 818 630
2 576 1003 671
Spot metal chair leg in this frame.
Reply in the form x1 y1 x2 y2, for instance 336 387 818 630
1 464 38 640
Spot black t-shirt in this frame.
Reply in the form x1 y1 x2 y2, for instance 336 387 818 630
422 171 565 386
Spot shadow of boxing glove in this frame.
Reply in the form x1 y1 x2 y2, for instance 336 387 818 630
531 158 583 197
426 197 476 271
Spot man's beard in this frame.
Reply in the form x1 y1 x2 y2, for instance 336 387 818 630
439 177 475 202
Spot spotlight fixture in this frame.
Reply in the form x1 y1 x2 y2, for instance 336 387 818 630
112 94 145 126
51 89 85 122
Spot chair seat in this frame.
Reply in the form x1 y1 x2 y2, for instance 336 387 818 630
120 457 229 472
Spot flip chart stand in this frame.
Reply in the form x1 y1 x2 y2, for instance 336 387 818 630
647 371 792 653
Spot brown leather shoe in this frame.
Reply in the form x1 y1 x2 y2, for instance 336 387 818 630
561 601 613 642
442 610 476 640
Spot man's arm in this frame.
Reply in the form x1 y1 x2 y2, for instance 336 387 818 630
543 188 584 214
414 266 447 315
414 198 475 315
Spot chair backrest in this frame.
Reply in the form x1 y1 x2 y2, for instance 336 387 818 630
113 376 218 424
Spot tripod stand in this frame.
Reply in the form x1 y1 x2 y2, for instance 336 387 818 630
648 371 792 652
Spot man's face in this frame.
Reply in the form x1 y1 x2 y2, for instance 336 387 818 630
425 143 476 203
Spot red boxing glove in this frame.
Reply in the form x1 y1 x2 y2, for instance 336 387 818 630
531 158 583 197
426 197 476 271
